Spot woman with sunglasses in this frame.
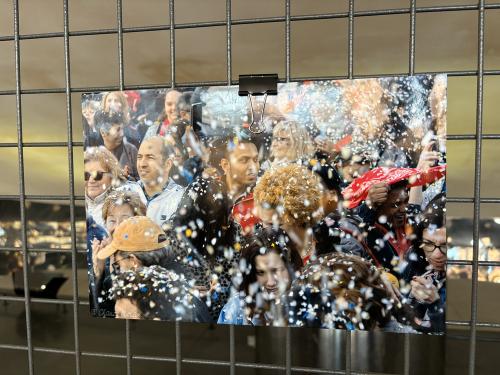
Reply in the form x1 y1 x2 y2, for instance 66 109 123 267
84 146 128 229
402 193 446 333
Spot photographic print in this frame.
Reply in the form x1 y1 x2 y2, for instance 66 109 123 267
83 75 447 334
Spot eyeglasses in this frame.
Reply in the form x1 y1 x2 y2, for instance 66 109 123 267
421 240 447 255
111 255 132 274
273 136 292 144
84 171 111 181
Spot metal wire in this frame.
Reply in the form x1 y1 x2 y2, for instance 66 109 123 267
0 1 497 375
62 1 82 373
12 1 34 374
2 3 500 43
469 2 486 375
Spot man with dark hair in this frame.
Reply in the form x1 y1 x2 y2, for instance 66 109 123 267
364 179 412 275
214 135 261 234
96 111 139 180
122 136 184 228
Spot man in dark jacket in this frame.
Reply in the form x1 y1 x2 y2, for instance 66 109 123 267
96 111 139 180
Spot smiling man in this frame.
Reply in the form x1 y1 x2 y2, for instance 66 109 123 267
123 136 184 228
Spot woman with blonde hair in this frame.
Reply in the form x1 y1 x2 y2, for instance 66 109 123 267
267 120 315 169
101 91 130 123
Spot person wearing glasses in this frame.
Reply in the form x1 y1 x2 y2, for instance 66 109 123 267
402 193 446 333
261 120 315 171
95 111 139 181
360 140 442 278
84 146 128 229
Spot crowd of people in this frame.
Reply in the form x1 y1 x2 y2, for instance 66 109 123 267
84 75 447 333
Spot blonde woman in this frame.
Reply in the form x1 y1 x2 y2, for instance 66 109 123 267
264 120 315 170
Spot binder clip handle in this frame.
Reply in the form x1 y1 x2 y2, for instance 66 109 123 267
238 74 278 134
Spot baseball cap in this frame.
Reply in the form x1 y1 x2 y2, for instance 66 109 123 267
97 216 169 260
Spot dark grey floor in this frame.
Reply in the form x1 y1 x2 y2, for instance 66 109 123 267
1 265 500 374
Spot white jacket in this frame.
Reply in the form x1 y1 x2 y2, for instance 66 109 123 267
120 178 184 228
85 190 108 231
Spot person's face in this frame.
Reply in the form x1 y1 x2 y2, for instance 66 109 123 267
82 104 96 122
101 124 124 150
179 110 190 122
271 130 294 161
104 92 123 112
255 252 290 296
320 183 339 215
111 253 141 274
105 204 134 237
115 298 141 319
105 93 123 112
256 204 279 228
222 142 259 188
164 91 181 122
85 160 113 199
137 139 171 187
421 227 447 271
341 161 370 183
379 187 409 227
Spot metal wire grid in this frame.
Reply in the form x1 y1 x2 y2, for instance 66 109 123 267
0 0 497 374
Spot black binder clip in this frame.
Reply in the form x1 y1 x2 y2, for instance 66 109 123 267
238 74 278 134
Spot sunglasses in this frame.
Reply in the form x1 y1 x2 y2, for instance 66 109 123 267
84 171 111 181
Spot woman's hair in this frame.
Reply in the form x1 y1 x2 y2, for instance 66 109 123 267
101 91 130 123
271 120 315 162
238 227 303 296
233 228 302 325
288 252 393 330
254 164 322 228
84 146 126 185
102 190 146 222
109 265 198 321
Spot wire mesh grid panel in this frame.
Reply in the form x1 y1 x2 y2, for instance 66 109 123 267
0 0 499 374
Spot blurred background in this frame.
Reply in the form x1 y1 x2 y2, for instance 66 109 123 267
0 0 499 374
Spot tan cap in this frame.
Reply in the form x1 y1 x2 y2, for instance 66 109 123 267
97 216 169 260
